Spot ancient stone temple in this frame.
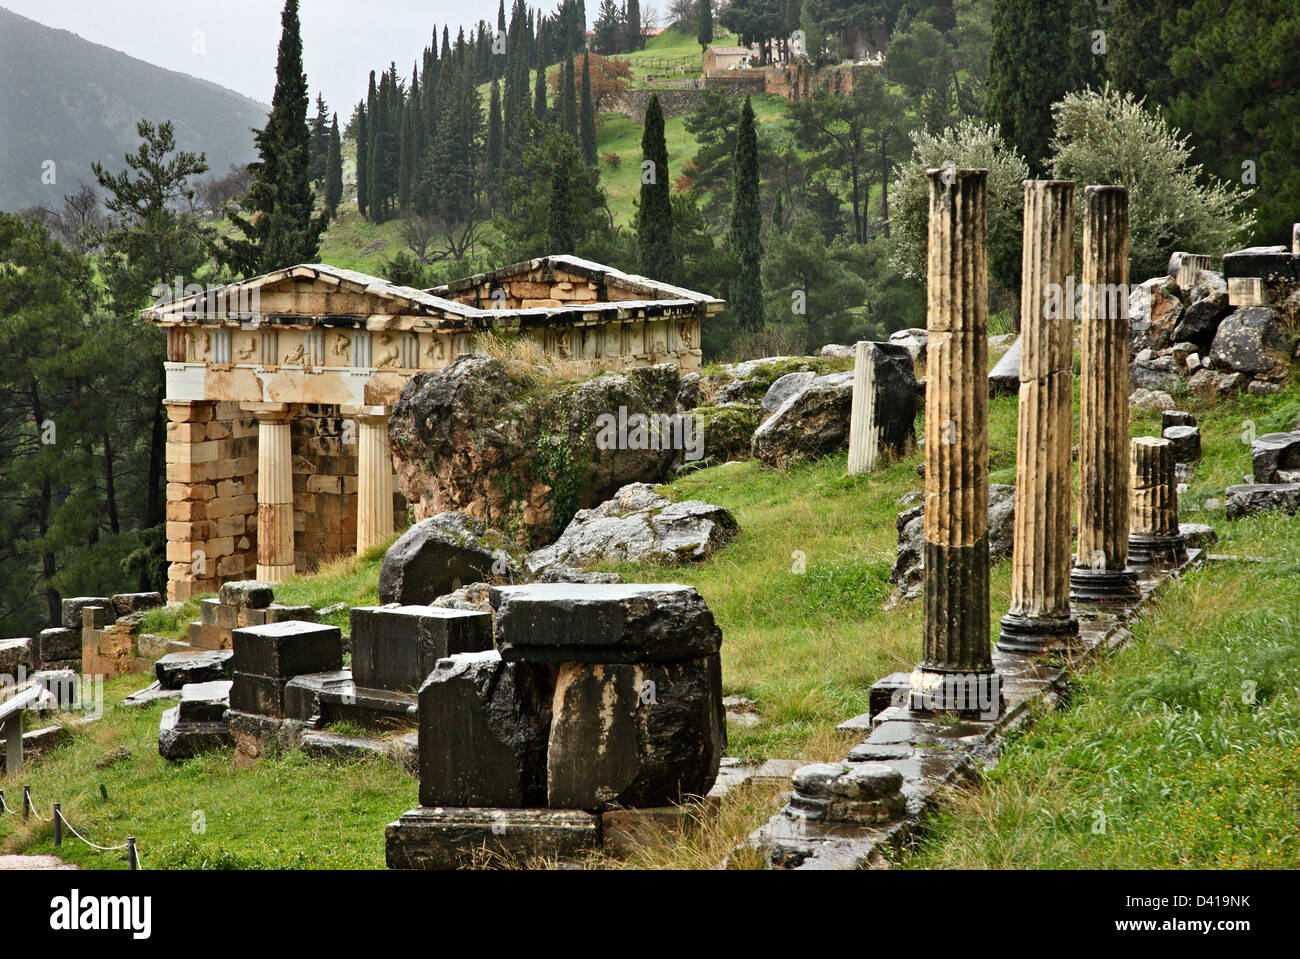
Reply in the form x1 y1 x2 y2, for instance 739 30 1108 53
144 255 722 600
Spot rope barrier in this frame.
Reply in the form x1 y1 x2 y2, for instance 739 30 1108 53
4 784 142 866
56 809 130 852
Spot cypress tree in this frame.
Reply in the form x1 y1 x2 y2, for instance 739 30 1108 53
487 79 504 191
221 0 325 275
987 0 1086 174
637 94 676 280
547 157 575 252
309 93 330 182
626 0 641 51
729 97 763 331
698 0 713 51
355 100 369 217
580 53 598 166
560 54 577 136
534 35 549 125
325 111 343 215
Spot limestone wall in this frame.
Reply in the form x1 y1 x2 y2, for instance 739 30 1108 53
165 400 402 601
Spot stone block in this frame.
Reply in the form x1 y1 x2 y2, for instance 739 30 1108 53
0 637 34 675
490 583 722 664
351 605 493 693
547 655 725 811
155 649 234 689
417 650 551 808
82 606 114 630
1162 425 1202 462
61 596 112 629
219 579 273 609
1162 410 1196 430
37 628 79 664
111 592 162 617
385 807 601 870
178 680 232 722
188 621 229 651
283 670 353 722
159 707 233 762
263 604 317 624
1252 431 1300 484
229 671 289 717
1225 483 1300 520
236 607 269 628
231 620 343 679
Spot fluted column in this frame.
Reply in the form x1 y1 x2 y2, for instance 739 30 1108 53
848 341 881 475
909 168 1000 718
999 181 1079 653
1128 436 1186 569
347 404 394 553
248 403 295 583
1071 186 1140 604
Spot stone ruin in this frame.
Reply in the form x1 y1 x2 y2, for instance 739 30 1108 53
385 583 725 868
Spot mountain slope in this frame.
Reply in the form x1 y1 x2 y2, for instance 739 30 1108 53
0 6 268 211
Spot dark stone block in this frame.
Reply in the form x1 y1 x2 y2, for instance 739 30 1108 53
378 513 513 605
546 655 726 811
417 650 551 808
1161 410 1196 430
61 596 111 629
158 707 233 762
318 682 417 729
229 671 289 717
231 621 342 679
868 672 912 720
1222 246 1298 281
1163 425 1202 462
1225 483 1300 520
219 580 274 609
0 637 34 675
385 806 600 870
265 603 317 624
177 680 231 722
37 627 79 664
1252 431 1300 484
490 583 722 664
283 670 353 722
155 649 233 690
111 592 162 617
351 605 493 693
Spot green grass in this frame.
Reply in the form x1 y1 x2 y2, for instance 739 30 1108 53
7 369 1300 869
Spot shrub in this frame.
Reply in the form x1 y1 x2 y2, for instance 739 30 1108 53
1048 85 1254 280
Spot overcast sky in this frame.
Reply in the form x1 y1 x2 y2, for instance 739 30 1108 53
2 0 520 117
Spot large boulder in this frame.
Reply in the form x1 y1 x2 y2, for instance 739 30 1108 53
378 512 519 605
1209 307 1291 381
1129 354 1182 393
690 403 759 462
1129 278 1185 356
888 484 1016 603
1173 275 1231 350
523 483 737 575
752 371 854 467
761 372 816 419
388 354 684 542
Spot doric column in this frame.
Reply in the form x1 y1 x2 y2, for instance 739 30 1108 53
247 403 295 583
345 404 394 554
999 181 1079 653
1071 186 1140 604
1128 436 1186 569
909 168 1000 718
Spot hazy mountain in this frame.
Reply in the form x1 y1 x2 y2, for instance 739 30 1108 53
0 6 268 212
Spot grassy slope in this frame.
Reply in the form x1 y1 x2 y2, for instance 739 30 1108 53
6 363 1298 868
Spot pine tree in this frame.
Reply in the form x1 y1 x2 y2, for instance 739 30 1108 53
325 112 343 215
637 94 676 280
729 97 763 331
580 53 598 166
221 0 326 274
698 0 713 51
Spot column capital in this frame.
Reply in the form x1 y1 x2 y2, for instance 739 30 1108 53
241 402 295 423
340 404 389 422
